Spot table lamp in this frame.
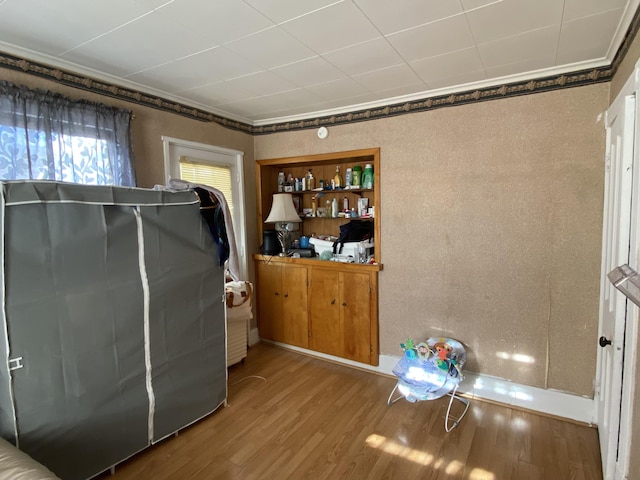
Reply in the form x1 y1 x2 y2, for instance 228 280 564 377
264 193 302 256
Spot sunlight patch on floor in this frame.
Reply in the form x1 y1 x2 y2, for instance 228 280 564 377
366 434 434 466
366 434 495 479
469 467 496 479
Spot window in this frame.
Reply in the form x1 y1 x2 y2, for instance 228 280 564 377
162 136 248 280
179 157 235 220
0 80 135 186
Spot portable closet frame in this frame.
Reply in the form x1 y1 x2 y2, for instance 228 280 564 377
0 181 228 480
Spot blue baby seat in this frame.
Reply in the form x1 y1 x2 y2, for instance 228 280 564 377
387 337 470 432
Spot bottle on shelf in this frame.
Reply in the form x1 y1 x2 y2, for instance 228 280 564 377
305 169 315 190
345 168 352 187
343 197 349 212
278 171 285 192
362 164 374 189
331 198 338 218
352 165 362 188
333 166 343 188
284 173 294 192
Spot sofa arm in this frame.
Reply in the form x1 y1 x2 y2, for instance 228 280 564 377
0 438 60 480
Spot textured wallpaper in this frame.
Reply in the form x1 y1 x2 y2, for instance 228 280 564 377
255 84 608 397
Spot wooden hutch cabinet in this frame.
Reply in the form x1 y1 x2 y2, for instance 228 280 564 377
254 148 381 366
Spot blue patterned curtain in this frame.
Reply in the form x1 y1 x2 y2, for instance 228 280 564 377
0 81 135 186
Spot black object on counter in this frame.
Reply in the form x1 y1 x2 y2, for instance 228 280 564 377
262 229 280 255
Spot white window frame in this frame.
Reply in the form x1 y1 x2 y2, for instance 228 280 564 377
162 136 248 280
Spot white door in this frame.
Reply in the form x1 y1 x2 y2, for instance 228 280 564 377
597 93 635 479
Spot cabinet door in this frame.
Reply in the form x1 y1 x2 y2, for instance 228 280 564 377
341 271 372 364
256 262 284 342
310 269 372 363
309 269 342 357
281 265 309 348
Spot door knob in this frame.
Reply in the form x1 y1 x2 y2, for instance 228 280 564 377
599 336 612 347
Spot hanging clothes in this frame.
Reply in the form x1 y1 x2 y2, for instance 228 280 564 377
194 187 230 268
165 178 241 281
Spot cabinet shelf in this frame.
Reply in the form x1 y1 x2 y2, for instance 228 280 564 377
292 187 374 195
300 215 374 221
256 147 381 264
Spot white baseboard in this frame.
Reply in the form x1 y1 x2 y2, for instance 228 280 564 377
256 339 596 425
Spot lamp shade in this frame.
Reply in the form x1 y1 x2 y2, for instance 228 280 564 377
264 193 302 224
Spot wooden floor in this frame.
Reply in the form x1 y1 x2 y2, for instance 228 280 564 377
99 343 602 480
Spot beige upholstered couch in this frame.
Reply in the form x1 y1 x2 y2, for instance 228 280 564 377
0 438 59 480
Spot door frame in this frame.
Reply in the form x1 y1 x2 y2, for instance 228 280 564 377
598 60 640 480
161 136 248 280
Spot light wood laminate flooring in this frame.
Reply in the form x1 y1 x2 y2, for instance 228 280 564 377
99 343 602 480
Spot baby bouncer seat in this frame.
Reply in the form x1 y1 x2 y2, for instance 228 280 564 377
387 337 470 432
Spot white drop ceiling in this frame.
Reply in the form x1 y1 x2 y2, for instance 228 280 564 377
0 0 636 125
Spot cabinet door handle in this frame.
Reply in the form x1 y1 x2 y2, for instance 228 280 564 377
275 291 280 296
284 293 289 298
342 302 347 307
331 299 336 305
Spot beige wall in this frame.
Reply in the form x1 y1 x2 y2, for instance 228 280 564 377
611 22 640 478
256 84 608 397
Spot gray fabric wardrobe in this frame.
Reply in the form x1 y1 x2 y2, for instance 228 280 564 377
0 181 227 480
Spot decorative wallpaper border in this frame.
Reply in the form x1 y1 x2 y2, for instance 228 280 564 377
1 4 637 136
0 51 253 135
252 66 612 135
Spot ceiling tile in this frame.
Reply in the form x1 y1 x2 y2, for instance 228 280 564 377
0 0 632 123
233 88 324 115
460 0 504 11
225 26 315 69
179 81 257 107
132 0 174 9
353 64 425 92
245 0 339 24
426 69 487 90
484 56 560 79
465 0 564 44
0 0 151 56
373 83 432 100
562 0 627 21
318 92 382 110
387 14 475 62
323 38 404 76
557 8 623 64
411 47 485 84
271 57 346 87
353 0 464 35
306 77 372 101
60 11 213 76
154 0 274 45
126 47 263 93
281 1 380 54
224 70 297 97
477 24 560 69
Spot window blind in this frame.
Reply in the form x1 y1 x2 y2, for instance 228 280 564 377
179 156 234 217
